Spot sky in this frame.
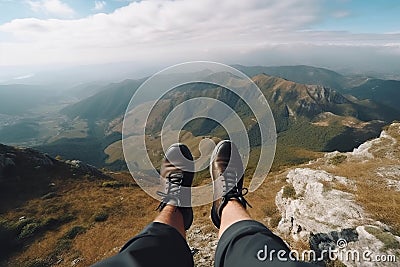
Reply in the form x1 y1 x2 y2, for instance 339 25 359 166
0 0 399 83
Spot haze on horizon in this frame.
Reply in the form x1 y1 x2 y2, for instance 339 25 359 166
0 0 399 84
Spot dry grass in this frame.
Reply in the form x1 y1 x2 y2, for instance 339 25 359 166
322 159 400 235
2 172 159 266
246 171 287 228
2 165 322 267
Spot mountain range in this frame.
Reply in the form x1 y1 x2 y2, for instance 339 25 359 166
0 65 398 170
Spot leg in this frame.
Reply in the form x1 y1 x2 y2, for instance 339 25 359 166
218 200 251 238
92 211 193 267
93 144 195 267
210 141 316 267
154 204 186 238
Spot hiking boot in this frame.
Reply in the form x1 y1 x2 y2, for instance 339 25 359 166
210 140 251 228
156 143 194 230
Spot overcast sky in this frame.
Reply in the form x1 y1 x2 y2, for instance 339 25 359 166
0 0 399 82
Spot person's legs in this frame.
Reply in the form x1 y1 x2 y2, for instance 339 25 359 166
154 204 186 237
218 200 251 238
92 143 194 267
211 140 316 267
93 213 193 267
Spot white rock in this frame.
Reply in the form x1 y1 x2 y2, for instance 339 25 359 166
276 168 364 240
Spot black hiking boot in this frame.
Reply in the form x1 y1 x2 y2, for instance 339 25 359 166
210 140 251 228
156 143 194 230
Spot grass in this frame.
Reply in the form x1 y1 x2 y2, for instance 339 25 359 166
320 180 333 192
101 180 124 188
305 123 400 236
320 159 400 236
365 226 400 251
325 260 347 267
328 154 347 165
0 171 159 266
282 184 297 199
63 226 86 239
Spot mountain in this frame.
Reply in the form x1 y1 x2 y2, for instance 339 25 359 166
93 73 398 171
0 84 55 115
66 81 110 100
253 74 397 124
232 64 348 90
36 66 400 170
61 79 145 121
49 71 400 171
345 78 400 112
248 74 396 157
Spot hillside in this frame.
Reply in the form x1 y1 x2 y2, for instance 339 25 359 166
100 74 396 171
3 65 392 171
0 143 150 267
346 79 400 112
61 79 145 121
0 84 54 115
233 64 348 90
2 123 399 266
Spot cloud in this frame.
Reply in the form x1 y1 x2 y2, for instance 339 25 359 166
94 1 106 11
13 73 35 80
26 0 75 18
0 0 399 73
332 10 350 18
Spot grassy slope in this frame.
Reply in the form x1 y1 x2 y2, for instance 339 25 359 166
1 167 291 267
346 79 400 112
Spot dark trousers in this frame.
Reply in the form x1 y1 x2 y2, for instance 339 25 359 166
93 220 315 267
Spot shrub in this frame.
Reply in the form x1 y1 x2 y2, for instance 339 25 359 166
329 154 347 165
11 218 34 233
101 181 124 188
24 259 50 267
0 220 22 260
264 206 278 217
41 192 57 200
58 213 76 223
282 185 296 199
54 239 72 254
63 226 86 239
269 214 282 228
93 211 109 222
19 223 40 239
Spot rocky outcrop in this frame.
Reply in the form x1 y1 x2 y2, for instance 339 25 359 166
276 168 363 240
276 168 400 266
64 159 106 177
306 85 349 105
0 144 55 179
0 143 108 180
275 123 400 266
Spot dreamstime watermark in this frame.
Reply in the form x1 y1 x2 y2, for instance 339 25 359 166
256 239 397 263
122 61 277 206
